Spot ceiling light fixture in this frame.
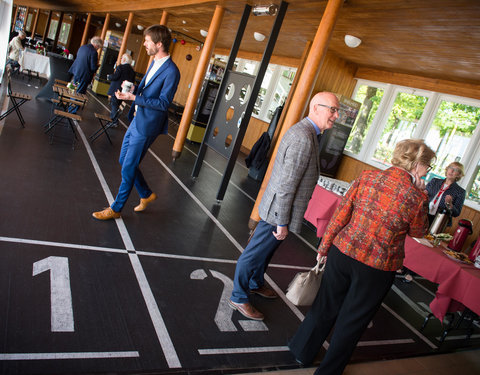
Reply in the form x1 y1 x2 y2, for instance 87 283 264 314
200 29 208 37
252 4 278 16
344 34 362 48
115 22 121 28
253 32 266 42
137 25 144 31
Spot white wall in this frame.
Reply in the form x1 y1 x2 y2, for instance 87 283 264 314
0 0 13 81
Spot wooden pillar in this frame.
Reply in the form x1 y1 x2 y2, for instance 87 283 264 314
31 9 40 38
100 13 110 41
99 13 110 57
42 10 52 42
116 12 134 66
11 6 19 32
80 13 92 46
147 11 169 70
52 12 64 51
172 5 225 160
248 0 344 227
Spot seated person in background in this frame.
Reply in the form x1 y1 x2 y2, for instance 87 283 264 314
403 161 466 282
426 161 466 226
6 30 26 73
107 53 136 127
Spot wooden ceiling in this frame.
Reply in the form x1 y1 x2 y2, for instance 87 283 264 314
14 0 480 85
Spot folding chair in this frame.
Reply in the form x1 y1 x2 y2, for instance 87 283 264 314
89 101 126 144
44 109 82 149
0 66 32 127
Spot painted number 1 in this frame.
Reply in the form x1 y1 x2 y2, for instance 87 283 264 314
33 256 74 332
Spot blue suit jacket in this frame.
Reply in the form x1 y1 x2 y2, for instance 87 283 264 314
68 44 98 83
128 57 180 137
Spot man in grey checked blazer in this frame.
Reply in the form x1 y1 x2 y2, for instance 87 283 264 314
229 92 340 320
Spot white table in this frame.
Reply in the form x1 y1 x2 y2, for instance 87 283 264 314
19 50 51 78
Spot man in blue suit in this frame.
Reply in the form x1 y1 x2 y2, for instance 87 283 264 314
68 36 103 94
92 25 180 220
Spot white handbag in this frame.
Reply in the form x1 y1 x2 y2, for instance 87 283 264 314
286 260 326 306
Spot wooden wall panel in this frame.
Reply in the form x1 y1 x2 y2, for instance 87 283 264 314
356 67 480 101
170 42 202 106
312 52 358 100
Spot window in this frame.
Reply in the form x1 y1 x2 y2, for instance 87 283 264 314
58 22 71 45
424 100 480 176
372 90 429 166
214 54 296 123
47 19 58 40
346 79 480 210
345 84 384 154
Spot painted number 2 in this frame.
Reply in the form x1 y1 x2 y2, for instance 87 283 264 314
33 256 74 332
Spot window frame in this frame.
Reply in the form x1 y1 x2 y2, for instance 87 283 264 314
345 79 480 211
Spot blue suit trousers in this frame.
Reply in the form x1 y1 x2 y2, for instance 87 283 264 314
111 121 157 212
231 220 283 303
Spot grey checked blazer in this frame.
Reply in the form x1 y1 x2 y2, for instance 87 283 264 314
258 117 321 233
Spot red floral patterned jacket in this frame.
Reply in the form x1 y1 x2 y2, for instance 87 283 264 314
318 167 429 271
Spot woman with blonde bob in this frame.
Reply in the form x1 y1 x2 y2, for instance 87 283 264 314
426 161 466 225
289 139 436 375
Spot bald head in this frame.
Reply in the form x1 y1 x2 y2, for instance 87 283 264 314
308 92 340 132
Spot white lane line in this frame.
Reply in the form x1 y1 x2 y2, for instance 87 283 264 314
146 149 306 322
391 284 429 318
0 236 127 254
198 346 288 355
0 351 139 360
381 303 437 349
0 236 311 272
75 122 181 368
356 339 414 346
198 339 416 355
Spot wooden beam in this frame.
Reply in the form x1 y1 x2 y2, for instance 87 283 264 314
117 12 134 66
147 10 169 72
356 67 480 101
100 13 110 42
52 11 64 51
80 13 91 46
42 10 51 42
248 0 344 227
31 8 40 38
172 5 225 160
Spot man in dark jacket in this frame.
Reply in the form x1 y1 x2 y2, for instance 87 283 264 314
107 53 136 126
68 36 103 94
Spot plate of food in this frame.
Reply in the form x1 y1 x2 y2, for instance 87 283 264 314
443 249 473 264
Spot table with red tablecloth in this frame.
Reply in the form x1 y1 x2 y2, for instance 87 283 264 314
304 185 480 322
304 184 342 238
403 236 480 321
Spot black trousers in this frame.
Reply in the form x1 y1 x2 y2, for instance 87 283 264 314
288 245 395 375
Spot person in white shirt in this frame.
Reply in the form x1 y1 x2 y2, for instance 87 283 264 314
6 30 26 73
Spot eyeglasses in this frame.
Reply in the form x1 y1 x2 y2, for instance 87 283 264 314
316 104 340 114
448 166 462 173
426 164 433 172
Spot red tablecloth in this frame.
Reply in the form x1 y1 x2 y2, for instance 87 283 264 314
304 185 342 238
304 185 480 322
404 236 480 321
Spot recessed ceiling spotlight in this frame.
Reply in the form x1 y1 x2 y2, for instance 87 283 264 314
253 32 266 42
137 25 144 31
344 34 362 48
200 29 208 37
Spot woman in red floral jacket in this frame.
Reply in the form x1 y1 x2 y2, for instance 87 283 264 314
289 139 436 375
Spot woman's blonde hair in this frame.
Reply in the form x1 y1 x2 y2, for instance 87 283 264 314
391 139 436 171
446 161 465 181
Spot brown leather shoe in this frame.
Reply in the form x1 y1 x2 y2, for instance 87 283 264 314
134 192 157 212
251 285 278 299
228 300 264 321
92 207 121 220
